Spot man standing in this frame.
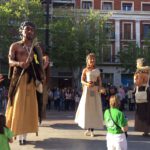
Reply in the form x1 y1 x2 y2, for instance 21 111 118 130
5 21 45 145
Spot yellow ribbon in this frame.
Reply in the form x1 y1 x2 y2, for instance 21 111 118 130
34 54 39 64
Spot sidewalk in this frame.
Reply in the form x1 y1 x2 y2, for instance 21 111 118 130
10 110 150 150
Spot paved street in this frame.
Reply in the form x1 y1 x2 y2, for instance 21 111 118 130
10 110 150 150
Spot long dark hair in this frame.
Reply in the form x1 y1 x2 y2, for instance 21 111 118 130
0 113 6 134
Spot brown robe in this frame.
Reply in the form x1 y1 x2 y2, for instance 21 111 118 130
6 73 38 135
134 69 150 133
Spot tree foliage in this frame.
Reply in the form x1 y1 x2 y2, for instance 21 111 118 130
50 9 111 87
118 42 150 73
51 9 111 69
0 0 44 73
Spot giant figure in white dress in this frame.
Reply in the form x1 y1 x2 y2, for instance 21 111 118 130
75 53 104 137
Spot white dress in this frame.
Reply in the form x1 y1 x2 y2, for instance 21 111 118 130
75 68 104 129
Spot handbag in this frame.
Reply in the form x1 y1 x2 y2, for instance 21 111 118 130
35 79 43 93
109 109 128 138
135 74 149 103
135 88 147 103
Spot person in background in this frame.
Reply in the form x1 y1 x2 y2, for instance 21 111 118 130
47 88 53 110
118 86 126 111
0 113 13 150
42 52 50 119
127 87 135 111
0 74 4 112
104 95 128 150
75 92 80 111
100 87 108 111
75 53 103 137
65 89 72 111
0 74 4 83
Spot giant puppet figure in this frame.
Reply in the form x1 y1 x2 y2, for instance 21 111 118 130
134 58 150 136
5 21 45 145
75 53 104 137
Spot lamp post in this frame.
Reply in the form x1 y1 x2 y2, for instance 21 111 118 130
41 0 52 54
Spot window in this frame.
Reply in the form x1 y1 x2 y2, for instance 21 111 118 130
142 3 150 11
102 45 112 63
102 2 113 10
104 22 115 39
122 3 133 11
143 46 150 55
82 1 92 9
143 24 150 39
1 63 8 74
122 45 129 51
122 23 133 40
103 73 114 85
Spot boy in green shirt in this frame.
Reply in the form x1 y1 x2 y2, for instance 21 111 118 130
104 95 128 150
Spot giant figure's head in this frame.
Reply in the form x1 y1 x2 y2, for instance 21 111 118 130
19 21 36 40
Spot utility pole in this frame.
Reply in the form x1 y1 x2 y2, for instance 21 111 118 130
41 0 52 54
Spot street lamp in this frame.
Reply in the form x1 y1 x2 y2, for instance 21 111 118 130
41 0 52 55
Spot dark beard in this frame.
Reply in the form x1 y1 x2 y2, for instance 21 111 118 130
26 35 34 41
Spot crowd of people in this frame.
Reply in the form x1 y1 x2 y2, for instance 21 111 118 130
0 86 8 112
0 84 136 114
47 87 81 111
47 85 135 113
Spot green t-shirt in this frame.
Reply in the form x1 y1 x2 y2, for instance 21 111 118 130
0 127 13 150
104 108 127 134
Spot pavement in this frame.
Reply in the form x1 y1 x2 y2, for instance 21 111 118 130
10 110 150 150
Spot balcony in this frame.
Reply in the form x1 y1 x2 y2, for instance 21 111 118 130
53 0 75 8
73 9 150 20
53 0 75 4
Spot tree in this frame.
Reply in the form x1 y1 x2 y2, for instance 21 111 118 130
118 42 150 73
0 0 44 74
51 9 111 87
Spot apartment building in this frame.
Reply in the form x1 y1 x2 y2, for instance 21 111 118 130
75 0 150 86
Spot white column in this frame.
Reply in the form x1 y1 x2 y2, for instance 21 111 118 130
115 20 120 55
114 68 122 87
135 20 141 47
114 20 121 86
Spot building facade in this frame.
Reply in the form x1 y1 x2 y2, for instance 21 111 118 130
74 0 150 87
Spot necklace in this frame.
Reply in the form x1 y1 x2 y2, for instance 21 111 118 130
23 45 31 53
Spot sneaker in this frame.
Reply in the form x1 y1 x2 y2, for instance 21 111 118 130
19 140 23 145
84 130 90 136
23 140 26 145
90 131 94 137
142 133 149 137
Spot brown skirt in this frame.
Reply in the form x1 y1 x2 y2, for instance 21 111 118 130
5 73 38 135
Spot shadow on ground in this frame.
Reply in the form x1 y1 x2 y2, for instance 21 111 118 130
26 138 106 150
23 134 150 150
50 123 80 130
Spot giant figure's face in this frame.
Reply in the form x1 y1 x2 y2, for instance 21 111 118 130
22 25 35 41
87 56 96 68
136 62 143 69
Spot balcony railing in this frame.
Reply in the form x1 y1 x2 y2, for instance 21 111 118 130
53 0 75 3
53 8 150 20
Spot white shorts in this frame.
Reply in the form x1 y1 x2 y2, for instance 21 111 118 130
106 133 127 150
